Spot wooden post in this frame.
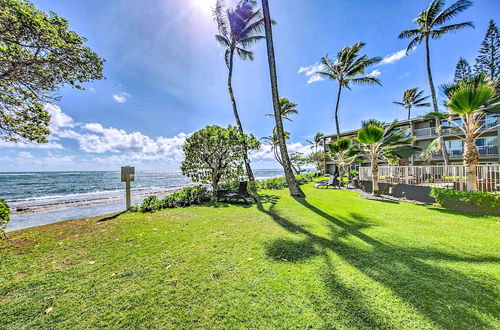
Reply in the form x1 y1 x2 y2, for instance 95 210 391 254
121 166 135 210
126 180 131 210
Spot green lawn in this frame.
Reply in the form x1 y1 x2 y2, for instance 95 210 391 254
1 184 499 329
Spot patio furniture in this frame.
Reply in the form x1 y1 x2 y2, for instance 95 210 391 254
217 181 257 204
314 175 340 189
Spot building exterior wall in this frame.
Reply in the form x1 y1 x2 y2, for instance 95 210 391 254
323 115 499 171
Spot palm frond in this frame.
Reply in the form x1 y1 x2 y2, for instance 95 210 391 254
238 35 265 48
406 36 423 54
432 0 473 26
235 47 254 61
431 22 474 39
215 34 230 48
398 29 421 39
351 76 382 86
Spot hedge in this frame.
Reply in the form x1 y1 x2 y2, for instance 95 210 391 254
430 188 500 215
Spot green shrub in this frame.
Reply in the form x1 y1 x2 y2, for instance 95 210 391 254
0 199 11 238
139 195 161 213
138 186 211 213
255 173 318 190
430 188 500 215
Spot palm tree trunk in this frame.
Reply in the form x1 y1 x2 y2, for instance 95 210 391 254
371 152 379 196
464 115 479 192
407 106 411 120
227 50 255 181
425 36 449 165
261 0 305 198
334 84 342 140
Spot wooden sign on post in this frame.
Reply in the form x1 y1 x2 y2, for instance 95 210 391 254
121 166 135 210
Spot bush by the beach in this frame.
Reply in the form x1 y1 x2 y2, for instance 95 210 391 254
0 199 11 238
135 186 211 213
256 172 318 190
430 188 500 215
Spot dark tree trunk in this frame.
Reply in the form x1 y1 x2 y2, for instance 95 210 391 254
227 50 255 181
334 84 342 140
261 0 305 197
425 36 449 165
407 106 411 120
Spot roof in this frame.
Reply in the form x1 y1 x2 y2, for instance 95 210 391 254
322 115 432 140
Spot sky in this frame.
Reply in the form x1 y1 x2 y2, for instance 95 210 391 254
0 0 499 172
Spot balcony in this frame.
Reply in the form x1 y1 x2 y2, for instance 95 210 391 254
413 118 498 139
414 146 498 160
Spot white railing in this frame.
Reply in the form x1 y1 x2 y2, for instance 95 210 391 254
359 165 500 192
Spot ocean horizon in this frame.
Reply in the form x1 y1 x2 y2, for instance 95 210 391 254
1 169 286 231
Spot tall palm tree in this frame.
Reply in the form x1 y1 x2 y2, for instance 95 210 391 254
214 0 266 181
316 43 382 139
355 121 420 196
393 88 431 120
398 0 474 165
260 0 304 197
431 73 499 191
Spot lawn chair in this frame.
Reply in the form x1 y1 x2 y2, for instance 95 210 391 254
314 175 340 189
217 181 257 204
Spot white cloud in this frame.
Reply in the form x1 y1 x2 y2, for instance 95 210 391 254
251 142 311 160
17 151 34 159
45 103 75 133
298 62 326 84
112 92 130 103
368 69 382 78
378 48 415 66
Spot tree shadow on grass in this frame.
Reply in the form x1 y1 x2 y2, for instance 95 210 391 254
426 206 499 219
255 193 499 328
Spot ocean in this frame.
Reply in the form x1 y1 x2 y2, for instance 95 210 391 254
1 169 285 231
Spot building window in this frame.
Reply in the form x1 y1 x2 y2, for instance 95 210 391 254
446 139 463 157
477 136 498 155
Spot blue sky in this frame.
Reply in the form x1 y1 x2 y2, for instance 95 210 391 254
0 0 498 171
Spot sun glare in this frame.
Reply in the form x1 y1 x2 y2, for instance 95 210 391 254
191 0 215 14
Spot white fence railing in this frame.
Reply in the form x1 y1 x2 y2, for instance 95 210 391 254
359 165 500 192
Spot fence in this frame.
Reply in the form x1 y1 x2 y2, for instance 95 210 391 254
359 165 500 193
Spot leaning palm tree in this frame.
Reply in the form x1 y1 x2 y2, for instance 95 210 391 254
316 43 382 139
398 0 474 165
355 121 420 196
428 73 500 191
214 0 266 181
260 0 304 197
393 88 431 120
261 129 290 168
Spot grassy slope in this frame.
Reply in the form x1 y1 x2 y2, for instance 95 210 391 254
1 184 499 329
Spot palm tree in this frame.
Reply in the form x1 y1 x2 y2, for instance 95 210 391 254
431 73 499 191
393 88 431 120
260 0 304 197
307 132 325 153
261 129 290 168
266 97 298 121
316 43 382 139
214 0 266 181
398 0 474 165
355 121 420 196
329 137 359 186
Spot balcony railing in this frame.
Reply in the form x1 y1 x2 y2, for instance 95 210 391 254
414 146 498 160
413 119 498 138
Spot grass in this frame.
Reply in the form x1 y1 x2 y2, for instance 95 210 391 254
1 183 499 328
